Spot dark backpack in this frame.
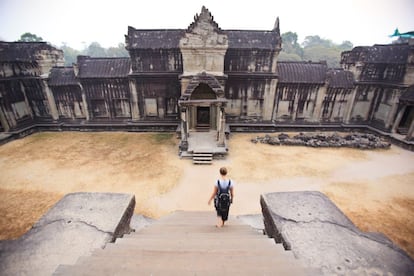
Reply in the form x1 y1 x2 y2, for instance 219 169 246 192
216 179 231 211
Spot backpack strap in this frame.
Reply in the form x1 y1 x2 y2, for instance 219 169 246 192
217 179 221 195
217 179 231 195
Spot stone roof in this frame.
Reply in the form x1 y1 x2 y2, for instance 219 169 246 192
0 41 62 63
277 61 327 84
341 44 410 65
126 27 185 49
126 27 280 50
400 85 414 104
126 7 280 51
226 30 280 50
326 69 354 89
48 67 79 86
77 56 131 78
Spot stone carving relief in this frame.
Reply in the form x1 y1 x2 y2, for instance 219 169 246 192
179 7 228 76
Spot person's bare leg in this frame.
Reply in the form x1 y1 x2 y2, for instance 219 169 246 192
216 217 224 227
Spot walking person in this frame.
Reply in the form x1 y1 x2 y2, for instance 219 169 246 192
208 167 234 228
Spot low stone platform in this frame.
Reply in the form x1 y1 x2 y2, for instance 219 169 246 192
0 192 135 276
261 191 414 275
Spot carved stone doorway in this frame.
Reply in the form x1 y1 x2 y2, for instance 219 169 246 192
197 106 210 130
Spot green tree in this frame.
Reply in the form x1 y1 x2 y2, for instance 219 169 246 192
280 32 303 58
278 52 302 62
106 43 129 57
18 32 43 42
338 40 353 51
303 46 343 68
302 35 334 48
301 36 354 68
86 42 107 57
60 43 81 66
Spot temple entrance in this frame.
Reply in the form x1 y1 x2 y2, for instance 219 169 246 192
196 106 210 130
178 73 228 156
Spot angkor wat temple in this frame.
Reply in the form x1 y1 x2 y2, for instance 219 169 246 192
0 7 413 155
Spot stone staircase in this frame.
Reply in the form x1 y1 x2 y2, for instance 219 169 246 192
192 151 213 164
54 211 309 275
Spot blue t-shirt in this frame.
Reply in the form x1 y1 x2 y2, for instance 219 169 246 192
215 179 234 191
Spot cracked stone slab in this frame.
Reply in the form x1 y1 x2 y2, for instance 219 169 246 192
261 191 414 275
0 192 135 276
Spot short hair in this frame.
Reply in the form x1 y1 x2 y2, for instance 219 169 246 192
219 167 227 176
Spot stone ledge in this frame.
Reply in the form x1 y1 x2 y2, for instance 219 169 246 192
0 192 135 276
261 191 414 275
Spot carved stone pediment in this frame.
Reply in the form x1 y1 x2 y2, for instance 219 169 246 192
179 6 228 76
180 6 227 48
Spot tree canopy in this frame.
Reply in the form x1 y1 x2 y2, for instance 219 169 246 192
59 42 129 65
279 32 354 68
18 32 44 42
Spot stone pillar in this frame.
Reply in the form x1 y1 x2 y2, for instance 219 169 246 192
391 105 406 133
313 84 327 122
385 91 400 129
180 106 188 151
292 91 299 121
20 81 33 118
129 79 140 121
406 118 414 141
42 78 59 121
80 84 90 121
263 79 278 121
344 88 357 124
217 105 226 147
0 105 10 132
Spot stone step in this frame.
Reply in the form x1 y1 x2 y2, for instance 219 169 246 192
55 250 305 276
135 224 258 236
110 237 283 252
192 152 213 164
53 211 309 275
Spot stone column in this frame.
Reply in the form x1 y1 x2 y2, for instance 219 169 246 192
385 91 400 129
42 78 59 121
129 79 140 121
180 106 188 151
391 105 406 133
217 105 226 147
0 105 10 132
344 88 357 124
406 117 414 141
313 84 327 122
80 84 90 121
292 90 299 121
20 81 33 118
263 79 278 121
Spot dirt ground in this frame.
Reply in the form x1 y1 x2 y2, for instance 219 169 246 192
0 132 413 259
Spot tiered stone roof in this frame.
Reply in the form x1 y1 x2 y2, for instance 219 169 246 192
77 56 131 78
48 67 79 86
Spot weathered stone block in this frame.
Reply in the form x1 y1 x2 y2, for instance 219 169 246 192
261 191 414 275
0 192 135 276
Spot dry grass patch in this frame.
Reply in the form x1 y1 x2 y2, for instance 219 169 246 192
0 188 62 240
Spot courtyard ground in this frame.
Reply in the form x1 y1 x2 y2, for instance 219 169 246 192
0 132 413 259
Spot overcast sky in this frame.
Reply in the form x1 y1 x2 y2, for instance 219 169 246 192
0 0 413 49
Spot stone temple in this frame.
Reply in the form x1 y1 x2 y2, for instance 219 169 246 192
0 6 413 157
